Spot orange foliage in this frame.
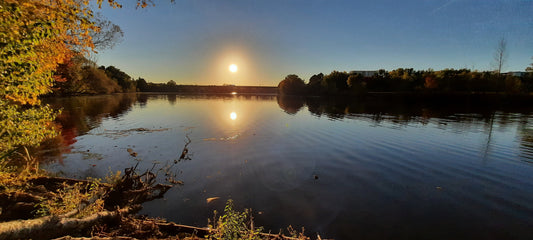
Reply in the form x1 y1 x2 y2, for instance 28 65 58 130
424 76 438 89
1 0 100 105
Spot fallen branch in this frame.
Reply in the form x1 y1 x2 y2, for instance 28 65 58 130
0 205 141 240
54 236 137 240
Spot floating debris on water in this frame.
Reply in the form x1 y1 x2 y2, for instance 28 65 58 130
71 151 104 160
206 197 220 204
127 148 138 157
203 134 241 141
94 127 171 139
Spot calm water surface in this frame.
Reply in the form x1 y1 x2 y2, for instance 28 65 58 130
41 93 533 240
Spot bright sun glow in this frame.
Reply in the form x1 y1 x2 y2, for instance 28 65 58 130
229 64 238 73
230 112 237 120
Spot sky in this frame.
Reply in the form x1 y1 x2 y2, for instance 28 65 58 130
95 0 533 85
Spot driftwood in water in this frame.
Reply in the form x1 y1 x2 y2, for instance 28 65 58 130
0 163 176 239
104 165 172 209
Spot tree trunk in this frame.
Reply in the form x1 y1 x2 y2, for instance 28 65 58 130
0 205 141 240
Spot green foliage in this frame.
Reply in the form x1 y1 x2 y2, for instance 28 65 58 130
36 180 105 218
208 200 264 240
283 68 533 95
0 0 98 105
0 99 58 156
0 146 45 192
104 169 122 186
322 71 349 94
278 74 306 95
101 65 136 92
307 73 324 94
135 77 148 91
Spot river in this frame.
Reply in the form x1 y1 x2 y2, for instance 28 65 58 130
40 93 533 240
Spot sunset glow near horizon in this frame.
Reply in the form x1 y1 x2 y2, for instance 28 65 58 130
95 0 533 86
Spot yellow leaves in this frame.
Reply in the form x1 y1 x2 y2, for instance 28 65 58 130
37 181 106 217
0 99 58 155
1 0 99 105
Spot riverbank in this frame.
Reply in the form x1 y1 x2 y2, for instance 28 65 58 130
0 164 311 240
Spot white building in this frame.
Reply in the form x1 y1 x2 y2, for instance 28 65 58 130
505 72 527 77
349 70 378 77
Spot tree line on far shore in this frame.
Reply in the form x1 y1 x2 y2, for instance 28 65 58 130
278 68 533 96
51 55 138 95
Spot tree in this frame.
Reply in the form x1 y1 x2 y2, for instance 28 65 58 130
0 0 99 155
90 13 124 52
102 66 135 92
526 57 533 72
278 74 306 95
424 72 438 90
307 73 324 94
347 74 367 95
167 80 177 86
136 78 148 91
322 71 349 94
83 67 122 94
493 37 507 75
0 0 142 155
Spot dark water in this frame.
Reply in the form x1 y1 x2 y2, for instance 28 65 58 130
41 93 533 240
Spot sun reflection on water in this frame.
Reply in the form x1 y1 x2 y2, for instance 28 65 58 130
230 112 237 120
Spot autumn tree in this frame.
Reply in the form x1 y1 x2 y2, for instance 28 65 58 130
347 74 367 95
424 71 438 90
0 0 99 155
0 0 143 156
101 65 136 92
278 74 306 95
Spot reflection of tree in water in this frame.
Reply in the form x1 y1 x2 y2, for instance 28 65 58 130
276 95 305 115
166 94 177 105
518 120 533 163
137 94 148 107
36 94 138 162
276 95 533 128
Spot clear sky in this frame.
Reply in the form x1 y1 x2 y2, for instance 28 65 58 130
95 0 533 85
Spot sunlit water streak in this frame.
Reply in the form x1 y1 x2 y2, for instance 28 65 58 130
41 94 533 240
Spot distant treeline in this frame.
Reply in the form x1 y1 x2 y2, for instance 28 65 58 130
51 55 276 96
52 55 137 95
137 81 277 94
278 69 533 96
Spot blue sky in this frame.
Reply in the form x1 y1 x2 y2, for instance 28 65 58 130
95 0 533 85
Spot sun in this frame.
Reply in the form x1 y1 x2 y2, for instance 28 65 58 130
229 64 238 73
